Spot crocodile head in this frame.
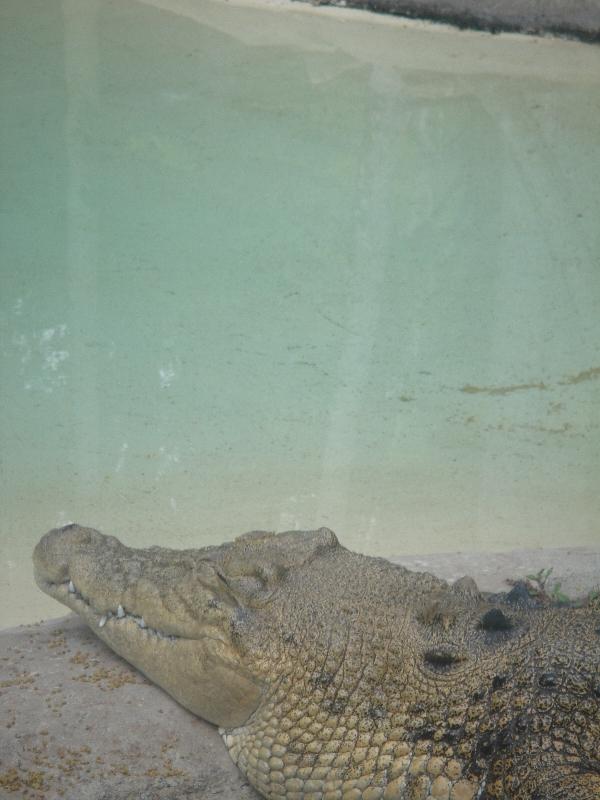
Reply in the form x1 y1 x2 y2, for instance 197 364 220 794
33 523 340 729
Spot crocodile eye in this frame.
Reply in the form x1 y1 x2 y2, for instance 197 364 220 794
423 649 465 671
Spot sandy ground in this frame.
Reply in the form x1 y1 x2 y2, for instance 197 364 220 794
290 0 600 40
0 614 260 800
141 0 600 83
393 546 600 597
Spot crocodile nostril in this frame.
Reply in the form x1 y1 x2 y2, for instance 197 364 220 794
33 524 104 586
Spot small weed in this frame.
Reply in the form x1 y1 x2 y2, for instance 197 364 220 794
508 569 599 608
549 581 570 605
588 588 600 608
508 567 571 605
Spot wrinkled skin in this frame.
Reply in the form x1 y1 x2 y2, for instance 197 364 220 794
34 524 600 800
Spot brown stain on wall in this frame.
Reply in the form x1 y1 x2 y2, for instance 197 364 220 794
460 382 548 396
461 366 600 396
559 366 600 386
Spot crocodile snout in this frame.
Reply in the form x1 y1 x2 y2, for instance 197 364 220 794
33 523 264 727
33 524 106 586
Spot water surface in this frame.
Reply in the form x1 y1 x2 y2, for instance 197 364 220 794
1 0 600 626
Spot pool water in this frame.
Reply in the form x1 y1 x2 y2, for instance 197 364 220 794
1 0 600 626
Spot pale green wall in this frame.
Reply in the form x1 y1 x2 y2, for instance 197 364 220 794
1 0 600 627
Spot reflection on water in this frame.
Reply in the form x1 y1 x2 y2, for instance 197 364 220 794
1 0 599 626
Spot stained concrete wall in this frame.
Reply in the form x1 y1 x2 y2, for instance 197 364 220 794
306 0 600 41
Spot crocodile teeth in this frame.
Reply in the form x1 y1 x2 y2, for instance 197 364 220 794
98 615 108 628
68 580 76 593
117 604 125 618
138 617 146 629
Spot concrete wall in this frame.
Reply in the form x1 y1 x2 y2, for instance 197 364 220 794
307 0 600 41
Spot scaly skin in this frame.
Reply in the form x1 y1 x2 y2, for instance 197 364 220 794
33 524 600 799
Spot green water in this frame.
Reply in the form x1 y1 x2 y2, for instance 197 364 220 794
1 0 600 626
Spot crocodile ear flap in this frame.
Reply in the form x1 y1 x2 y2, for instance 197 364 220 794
221 528 339 603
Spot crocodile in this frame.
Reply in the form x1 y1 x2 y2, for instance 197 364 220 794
33 524 600 800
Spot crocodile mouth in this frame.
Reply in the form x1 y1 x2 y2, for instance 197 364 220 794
36 566 234 648
39 576 182 641
32 524 239 644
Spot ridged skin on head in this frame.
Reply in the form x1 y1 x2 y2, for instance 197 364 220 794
34 525 600 799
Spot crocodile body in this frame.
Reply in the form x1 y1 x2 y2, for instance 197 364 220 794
33 525 600 799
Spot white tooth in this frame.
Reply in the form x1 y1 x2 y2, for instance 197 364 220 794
98 615 107 628
117 604 125 618
138 617 146 629
68 581 75 593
